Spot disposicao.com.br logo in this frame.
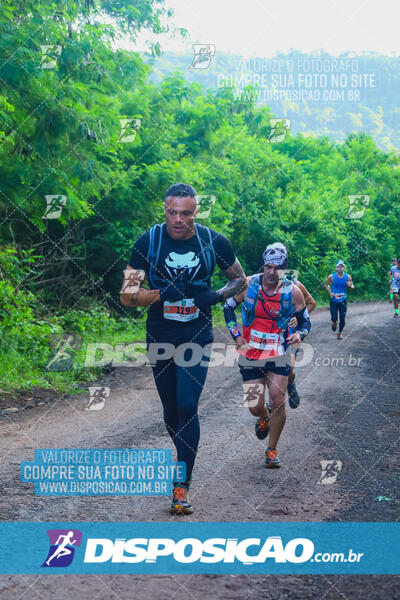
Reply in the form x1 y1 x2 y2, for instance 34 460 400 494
82 536 363 565
1 522 392 574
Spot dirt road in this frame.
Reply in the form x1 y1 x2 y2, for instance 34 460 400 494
0 302 399 598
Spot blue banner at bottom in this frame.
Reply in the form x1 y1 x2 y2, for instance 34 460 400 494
1 522 398 574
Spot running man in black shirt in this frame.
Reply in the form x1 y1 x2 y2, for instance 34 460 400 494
121 183 246 514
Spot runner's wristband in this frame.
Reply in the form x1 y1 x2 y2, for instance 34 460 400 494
294 307 311 340
223 297 242 340
227 320 241 339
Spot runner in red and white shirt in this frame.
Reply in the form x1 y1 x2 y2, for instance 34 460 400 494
223 242 311 468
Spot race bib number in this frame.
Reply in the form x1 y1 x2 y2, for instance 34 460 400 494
249 329 280 351
163 298 199 322
333 292 345 300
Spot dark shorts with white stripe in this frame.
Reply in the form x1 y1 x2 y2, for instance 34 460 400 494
238 353 291 381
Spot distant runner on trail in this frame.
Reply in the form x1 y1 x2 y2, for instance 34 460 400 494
223 242 311 469
325 260 354 339
286 277 316 408
120 183 246 515
390 258 400 318
389 258 398 306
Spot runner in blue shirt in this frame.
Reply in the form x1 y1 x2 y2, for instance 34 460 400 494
390 258 400 318
389 258 398 305
325 260 355 339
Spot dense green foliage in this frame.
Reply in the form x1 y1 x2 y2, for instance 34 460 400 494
1 1 399 391
0 247 144 390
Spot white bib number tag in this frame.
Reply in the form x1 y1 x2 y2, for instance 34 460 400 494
333 292 345 299
163 298 199 322
249 329 279 351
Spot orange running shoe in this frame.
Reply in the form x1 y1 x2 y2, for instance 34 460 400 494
255 416 270 440
265 447 280 468
170 484 193 515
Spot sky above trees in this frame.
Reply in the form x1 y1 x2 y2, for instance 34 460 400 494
132 0 400 57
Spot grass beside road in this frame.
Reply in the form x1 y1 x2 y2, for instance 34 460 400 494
0 304 146 394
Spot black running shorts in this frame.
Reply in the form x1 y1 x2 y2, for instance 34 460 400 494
238 353 291 381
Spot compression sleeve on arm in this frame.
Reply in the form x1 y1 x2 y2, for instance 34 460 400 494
294 306 311 341
223 297 241 339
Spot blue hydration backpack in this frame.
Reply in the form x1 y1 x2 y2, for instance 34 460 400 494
242 274 294 330
146 222 216 288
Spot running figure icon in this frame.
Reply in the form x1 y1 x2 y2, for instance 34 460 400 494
45 531 77 566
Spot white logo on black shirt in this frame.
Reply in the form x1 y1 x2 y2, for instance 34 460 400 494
165 251 201 278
